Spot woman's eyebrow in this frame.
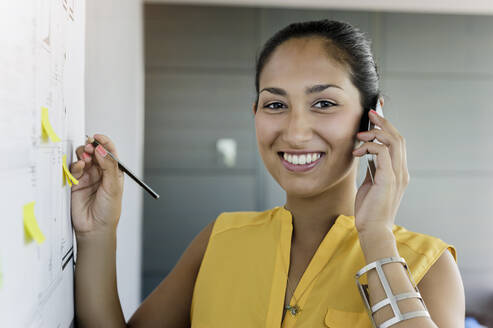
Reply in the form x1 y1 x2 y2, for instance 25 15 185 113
259 84 343 96
306 84 344 93
259 87 287 96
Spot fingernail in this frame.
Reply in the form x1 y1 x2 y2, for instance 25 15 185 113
96 145 107 157
82 152 91 160
370 110 377 115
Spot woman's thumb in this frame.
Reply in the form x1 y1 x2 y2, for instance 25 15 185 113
94 144 118 176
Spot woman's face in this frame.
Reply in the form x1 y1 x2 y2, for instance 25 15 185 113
254 36 363 197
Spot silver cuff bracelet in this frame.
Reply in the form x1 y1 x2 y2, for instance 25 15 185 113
355 256 430 328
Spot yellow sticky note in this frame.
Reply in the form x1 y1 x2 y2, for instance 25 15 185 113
62 154 79 186
63 167 69 186
41 107 61 142
23 201 46 244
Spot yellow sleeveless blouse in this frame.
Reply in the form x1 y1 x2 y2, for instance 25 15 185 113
190 206 456 327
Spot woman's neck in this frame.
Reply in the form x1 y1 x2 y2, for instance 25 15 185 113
283 169 357 248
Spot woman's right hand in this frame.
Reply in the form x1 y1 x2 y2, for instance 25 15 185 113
70 134 124 237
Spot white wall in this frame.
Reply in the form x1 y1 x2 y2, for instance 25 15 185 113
85 0 144 320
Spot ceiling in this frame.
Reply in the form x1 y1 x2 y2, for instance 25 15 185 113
144 0 493 15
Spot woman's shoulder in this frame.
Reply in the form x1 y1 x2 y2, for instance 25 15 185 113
391 223 456 284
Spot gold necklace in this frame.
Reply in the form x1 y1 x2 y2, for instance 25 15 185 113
280 206 303 317
280 240 308 317
279 206 346 319
279 207 300 316
279 207 327 318
281 245 328 318
283 270 301 316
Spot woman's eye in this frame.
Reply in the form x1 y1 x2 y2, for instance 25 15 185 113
264 102 286 110
313 100 336 109
263 101 335 110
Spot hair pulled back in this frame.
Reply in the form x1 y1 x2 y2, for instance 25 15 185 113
254 19 381 124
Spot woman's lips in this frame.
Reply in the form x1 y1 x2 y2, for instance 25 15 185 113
278 152 325 172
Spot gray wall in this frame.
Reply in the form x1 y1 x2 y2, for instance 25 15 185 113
143 4 260 297
143 4 493 315
86 0 144 319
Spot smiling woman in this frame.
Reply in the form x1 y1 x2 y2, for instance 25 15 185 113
192 20 465 327
70 19 464 328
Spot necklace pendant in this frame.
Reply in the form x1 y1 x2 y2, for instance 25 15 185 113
285 304 300 316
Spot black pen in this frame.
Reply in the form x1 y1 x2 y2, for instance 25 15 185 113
86 135 160 199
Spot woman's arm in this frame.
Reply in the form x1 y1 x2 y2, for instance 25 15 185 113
418 248 465 327
75 230 126 328
71 134 215 327
359 229 465 327
353 105 465 327
70 134 126 327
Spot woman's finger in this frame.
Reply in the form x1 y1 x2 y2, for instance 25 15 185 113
401 137 411 185
368 109 402 140
75 145 94 174
84 143 95 154
361 164 373 185
364 110 408 182
353 141 395 185
92 142 123 196
357 128 402 176
75 145 85 161
84 135 95 154
70 159 86 180
82 152 92 163
76 144 93 172
93 134 119 158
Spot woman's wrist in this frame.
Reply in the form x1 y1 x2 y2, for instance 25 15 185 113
75 227 117 247
358 227 399 263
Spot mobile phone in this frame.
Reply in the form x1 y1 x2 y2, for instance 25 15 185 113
359 98 384 184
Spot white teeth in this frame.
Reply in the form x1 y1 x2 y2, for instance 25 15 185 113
282 152 323 165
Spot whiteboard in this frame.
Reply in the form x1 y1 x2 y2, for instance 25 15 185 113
0 0 85 327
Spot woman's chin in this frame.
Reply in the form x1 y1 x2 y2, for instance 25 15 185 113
281 182 323 198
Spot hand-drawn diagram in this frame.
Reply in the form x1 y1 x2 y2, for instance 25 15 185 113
62 0 75 21
0 0 85 327
40 0 52 48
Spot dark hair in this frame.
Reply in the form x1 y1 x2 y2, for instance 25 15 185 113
254 19 381 122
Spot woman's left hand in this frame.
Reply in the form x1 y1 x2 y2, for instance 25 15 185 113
352 109 410 236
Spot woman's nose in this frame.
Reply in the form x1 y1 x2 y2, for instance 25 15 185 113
282 108 313 145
